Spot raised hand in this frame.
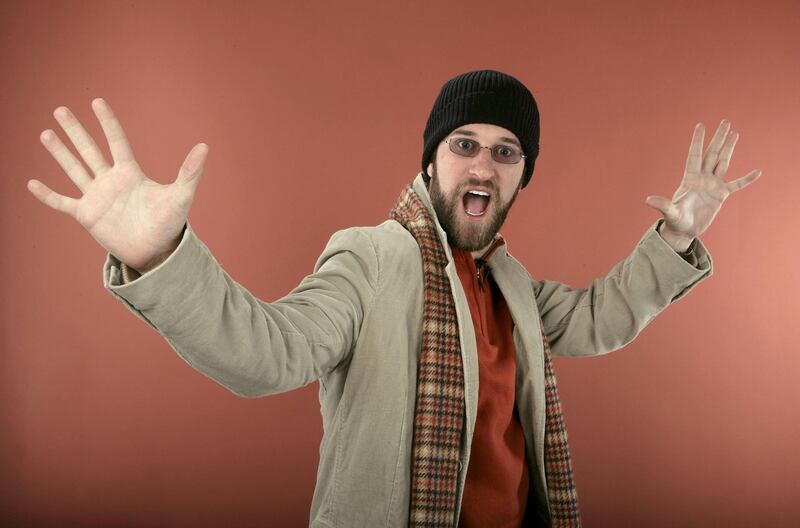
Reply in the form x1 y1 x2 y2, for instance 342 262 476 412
645 120 762 252
28 98 208 273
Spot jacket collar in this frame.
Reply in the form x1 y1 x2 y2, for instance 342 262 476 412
411 172 509 266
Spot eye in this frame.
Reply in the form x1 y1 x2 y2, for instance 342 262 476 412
455 139 476 152
495 146 514 159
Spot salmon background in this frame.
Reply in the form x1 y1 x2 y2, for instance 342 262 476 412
2 0 798 526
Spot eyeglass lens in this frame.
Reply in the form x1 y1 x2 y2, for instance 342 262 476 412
447 138 522 164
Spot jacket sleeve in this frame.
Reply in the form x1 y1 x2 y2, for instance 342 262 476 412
102 221 378 397
532 218 713 358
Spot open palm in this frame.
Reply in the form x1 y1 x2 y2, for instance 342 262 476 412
646 120 761 244
28 98 208 272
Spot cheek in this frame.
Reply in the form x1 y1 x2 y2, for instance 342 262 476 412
434 161 462 195
441 179 461 201
500 172 523 200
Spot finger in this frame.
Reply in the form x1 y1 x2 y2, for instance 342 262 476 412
701 119 731 173
27 178 79 218
91 98 137 165
685 123 705 175
713 130 739 178
52 106 112 176
173 143 209 209
175 143 209 186
645 195 679 219
726 169 762 193
39 129 93 192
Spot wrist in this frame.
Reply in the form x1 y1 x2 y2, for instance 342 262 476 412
136 238 181 274
657 222 694 254
136 253 169 275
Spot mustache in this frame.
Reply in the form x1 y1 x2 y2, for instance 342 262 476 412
456 180 498 195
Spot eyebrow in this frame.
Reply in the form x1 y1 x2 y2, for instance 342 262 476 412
450 128 522 149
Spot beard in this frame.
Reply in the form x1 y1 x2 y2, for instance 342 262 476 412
428 159 521 252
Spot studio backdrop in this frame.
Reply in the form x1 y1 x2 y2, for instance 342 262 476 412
2 1 798 526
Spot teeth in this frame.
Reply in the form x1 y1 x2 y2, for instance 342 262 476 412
467 190 489 197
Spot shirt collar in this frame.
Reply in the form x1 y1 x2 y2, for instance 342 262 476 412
474 234 507 266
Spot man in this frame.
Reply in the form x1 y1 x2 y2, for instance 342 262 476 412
29 70 761 527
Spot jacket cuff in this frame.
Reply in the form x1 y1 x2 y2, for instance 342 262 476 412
102 221 196 330
642 218 713 302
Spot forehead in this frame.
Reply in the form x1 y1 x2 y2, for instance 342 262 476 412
448 123 521 147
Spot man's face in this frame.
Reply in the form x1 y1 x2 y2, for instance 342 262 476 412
427 123 525 253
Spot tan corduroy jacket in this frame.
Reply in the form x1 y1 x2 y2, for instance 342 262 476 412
103 172 713 527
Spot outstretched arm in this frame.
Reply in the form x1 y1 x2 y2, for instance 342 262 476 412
104 224 378 397
534 218 713 358
534 120 762 357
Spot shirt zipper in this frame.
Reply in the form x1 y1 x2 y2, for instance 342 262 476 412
474 235 503 293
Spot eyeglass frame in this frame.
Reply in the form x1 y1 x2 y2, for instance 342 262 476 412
444 136 527 165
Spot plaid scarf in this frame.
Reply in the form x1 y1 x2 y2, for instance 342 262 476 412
389 182 581 527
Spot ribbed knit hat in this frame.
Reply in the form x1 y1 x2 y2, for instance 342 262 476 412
422 69 540 189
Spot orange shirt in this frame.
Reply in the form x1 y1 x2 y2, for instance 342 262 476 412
453 238 530 527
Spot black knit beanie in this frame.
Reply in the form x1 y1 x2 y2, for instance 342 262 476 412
421 69 540 189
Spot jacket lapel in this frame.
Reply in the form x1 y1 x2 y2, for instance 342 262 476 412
488 249 549 511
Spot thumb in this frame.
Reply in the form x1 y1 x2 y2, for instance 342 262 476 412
175 143 209 188
645 195 677 218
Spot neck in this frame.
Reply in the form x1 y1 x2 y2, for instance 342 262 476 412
470 244 491 260
468 234 502 261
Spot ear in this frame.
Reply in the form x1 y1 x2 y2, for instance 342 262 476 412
426 162 433 176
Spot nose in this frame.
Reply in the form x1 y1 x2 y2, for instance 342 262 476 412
469 146 496 180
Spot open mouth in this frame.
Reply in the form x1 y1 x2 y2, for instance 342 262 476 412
463 190 490 217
